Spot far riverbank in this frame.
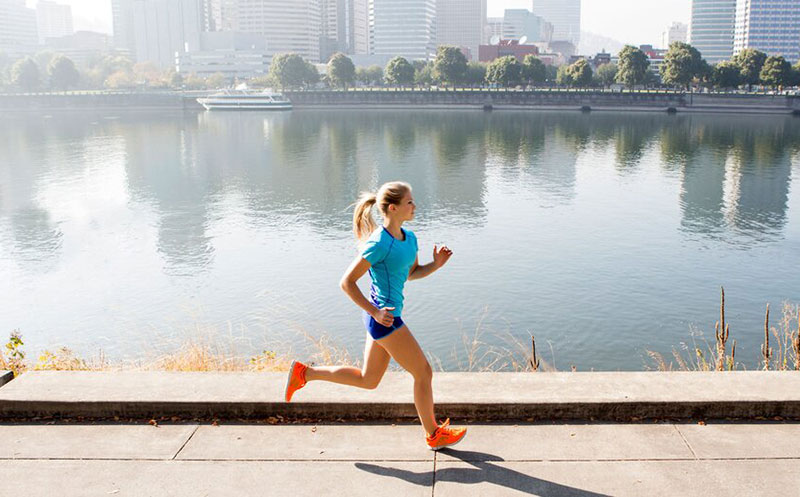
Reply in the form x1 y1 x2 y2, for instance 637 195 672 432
1 89 799 115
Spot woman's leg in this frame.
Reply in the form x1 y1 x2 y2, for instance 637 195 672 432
304 332 391 389
375 325 438 436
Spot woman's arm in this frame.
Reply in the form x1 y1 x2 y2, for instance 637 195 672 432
408 244 452 281
340 256 395 326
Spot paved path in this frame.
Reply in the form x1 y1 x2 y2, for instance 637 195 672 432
2 421 798 496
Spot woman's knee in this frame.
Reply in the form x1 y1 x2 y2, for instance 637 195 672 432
411 361 433 382
361 372 383 390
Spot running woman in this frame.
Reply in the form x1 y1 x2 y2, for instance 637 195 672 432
284 181 467 450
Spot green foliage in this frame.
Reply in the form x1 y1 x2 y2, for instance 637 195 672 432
660 42 704 89
544 64 558 83
47 54 80 89
570 59 593 87
269 53 309 89
521 55 546 85
485 56 521 87
206 72 227 89
414 61 434 86
733 48 767 88
555 64 573 86
464 61 487 86
327 52 355 89
11 57 40 90
384 56 415 86
759 56 791 89
169 71 184 87
594 63 618 87
304 61 320 87
615 45 650 88
356 65 383 86
790 63 800 87
433 45 468 85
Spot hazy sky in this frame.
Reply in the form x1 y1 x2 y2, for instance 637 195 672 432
28 0 692 47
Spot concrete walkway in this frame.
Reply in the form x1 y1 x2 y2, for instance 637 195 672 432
2 371 800 420
1 421 798 496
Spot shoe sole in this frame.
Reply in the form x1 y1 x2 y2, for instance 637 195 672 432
428 431 467 451
284 360 297 402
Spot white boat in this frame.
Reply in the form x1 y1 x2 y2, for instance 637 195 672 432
197 89 292 111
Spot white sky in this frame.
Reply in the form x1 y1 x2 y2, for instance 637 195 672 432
27 0 692 47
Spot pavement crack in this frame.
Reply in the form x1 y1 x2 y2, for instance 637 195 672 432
172 424 200 460
431 451 437 497
672 424 698 460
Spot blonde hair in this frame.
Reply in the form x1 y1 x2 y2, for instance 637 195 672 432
353 181 411 242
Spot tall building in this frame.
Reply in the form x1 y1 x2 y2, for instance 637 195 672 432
320 0 369 59
370 0 436 61
0 0 37 56
662 21 688 49
531 0 580 46
485 17 503 43
132 0 205 68
36 0 74 44
176 31 269 79
436 0 486 61
206 0 237 32
734 0 800 63
689 0 736 63
111 0 136 56
235 0 322 62
502 9 552 43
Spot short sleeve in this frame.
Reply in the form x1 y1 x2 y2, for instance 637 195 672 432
361 239 387 265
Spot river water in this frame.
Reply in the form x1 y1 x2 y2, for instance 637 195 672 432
1 110 799 370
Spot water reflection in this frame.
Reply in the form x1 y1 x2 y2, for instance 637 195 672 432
1 110 799 369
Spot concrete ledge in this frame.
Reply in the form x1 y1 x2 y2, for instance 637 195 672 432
0 371 12 388
0 371 798 420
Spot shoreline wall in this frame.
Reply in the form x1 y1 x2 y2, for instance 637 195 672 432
1 90 799 115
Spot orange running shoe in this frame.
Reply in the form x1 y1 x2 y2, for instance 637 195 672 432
426 418 467 451
284 361 308 402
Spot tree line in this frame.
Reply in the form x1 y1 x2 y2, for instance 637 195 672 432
3 42 799 92
274 44 800 92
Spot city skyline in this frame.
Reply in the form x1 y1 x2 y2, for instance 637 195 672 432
26 0 692 48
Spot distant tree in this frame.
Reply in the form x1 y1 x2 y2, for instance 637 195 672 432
366 65 384 86
206 72 227 89
660 42 704 89
485 55 521 87
47 54 80 89
570 58 593 86
544 64 558 84
555 65 573 86
355 66 371 86
521 55 546 85
105 69 136 88
303 61 320 87
11 57 40 90
269 53 308 89
414 61 434 86
327 52 355 89
760 55 791 89
384 56 415 86
169 71 184 88
464 61 487 86
595 62 618 87
732 48 767 90
711 61 740 89
433 45 468 86
790 62 800 88
615 45 650 88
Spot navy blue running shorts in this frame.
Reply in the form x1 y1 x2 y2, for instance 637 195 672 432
363 311 405 340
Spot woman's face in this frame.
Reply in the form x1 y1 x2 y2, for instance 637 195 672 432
391 191 416 221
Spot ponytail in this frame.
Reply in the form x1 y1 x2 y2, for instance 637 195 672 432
353 191 378 242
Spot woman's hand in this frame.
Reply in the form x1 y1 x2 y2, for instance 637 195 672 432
372 306 396 327
433 244 453 268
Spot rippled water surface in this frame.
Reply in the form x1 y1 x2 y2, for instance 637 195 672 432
1 110 799 370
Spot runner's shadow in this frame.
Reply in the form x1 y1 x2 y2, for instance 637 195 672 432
355 449 610 496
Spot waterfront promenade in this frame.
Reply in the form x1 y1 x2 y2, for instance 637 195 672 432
1 370 799 495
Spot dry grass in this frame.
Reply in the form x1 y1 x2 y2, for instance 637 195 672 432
646 288 799 372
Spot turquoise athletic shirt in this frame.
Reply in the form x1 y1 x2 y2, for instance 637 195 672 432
360 227 418 317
